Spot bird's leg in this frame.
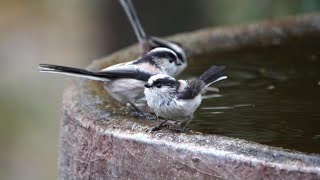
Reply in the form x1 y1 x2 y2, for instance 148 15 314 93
151 119 168 132
183 119 192 130
168 119 191 132
128 101 142 112
128 101 157 120
128 101 146 118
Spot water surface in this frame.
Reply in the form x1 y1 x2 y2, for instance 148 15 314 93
181 45 320 154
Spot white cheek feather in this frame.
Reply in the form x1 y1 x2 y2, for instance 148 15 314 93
167 64 179 77
157 60 176 77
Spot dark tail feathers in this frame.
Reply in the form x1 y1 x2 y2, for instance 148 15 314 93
119 0 147 43
39 64 153 82
199 65 227 86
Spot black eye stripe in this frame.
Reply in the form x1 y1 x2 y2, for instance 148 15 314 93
152 77 178 88
149 51 177 63
133 49 177 66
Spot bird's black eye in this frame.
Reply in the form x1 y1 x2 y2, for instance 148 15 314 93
156 83 162 88
169 59 173 63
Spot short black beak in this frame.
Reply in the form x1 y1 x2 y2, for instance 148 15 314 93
176 61 182 66
144 83 151 88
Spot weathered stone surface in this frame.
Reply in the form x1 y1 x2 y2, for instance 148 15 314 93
60 14 320 179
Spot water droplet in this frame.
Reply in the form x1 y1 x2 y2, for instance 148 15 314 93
312 135 320 140
267 85 275 90
233 104 255 108
202 94 222 99
206 87 219 92
202 106 234 110
209 112 224 114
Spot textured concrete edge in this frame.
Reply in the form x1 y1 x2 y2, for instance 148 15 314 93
100 129 320 175
62 83 320 176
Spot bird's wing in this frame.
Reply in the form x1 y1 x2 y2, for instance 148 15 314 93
101 60 135 70
177 65 227 100
177 80 205 100
98 67 155 81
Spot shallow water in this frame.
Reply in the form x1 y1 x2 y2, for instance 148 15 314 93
181 46 320 154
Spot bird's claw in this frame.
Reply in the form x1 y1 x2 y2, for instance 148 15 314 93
131 111 147 119
133 112 158 121
150 120 169 132
169 127 191 133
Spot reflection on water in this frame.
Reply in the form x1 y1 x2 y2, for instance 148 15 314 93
181 45 320 154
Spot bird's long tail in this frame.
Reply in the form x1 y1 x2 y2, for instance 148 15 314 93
199 65 227 87
39 64 154 82
119 0 147 44
39 64 112 81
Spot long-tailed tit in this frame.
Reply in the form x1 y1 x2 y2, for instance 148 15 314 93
119 0 187 76
39 47 181 112
144 65 227 130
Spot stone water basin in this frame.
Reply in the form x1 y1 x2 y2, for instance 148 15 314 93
59 14 320 179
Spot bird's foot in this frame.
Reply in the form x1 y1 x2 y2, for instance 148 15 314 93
131 111 152 120
131 110 157 120
169 127 191 133
144 113 158 121
150 125 162 132
150 120 168 132
131 111 147 118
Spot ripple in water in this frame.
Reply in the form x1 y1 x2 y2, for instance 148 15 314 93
180 46 320 154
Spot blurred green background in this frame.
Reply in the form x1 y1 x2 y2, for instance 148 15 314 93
0 0 319 179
